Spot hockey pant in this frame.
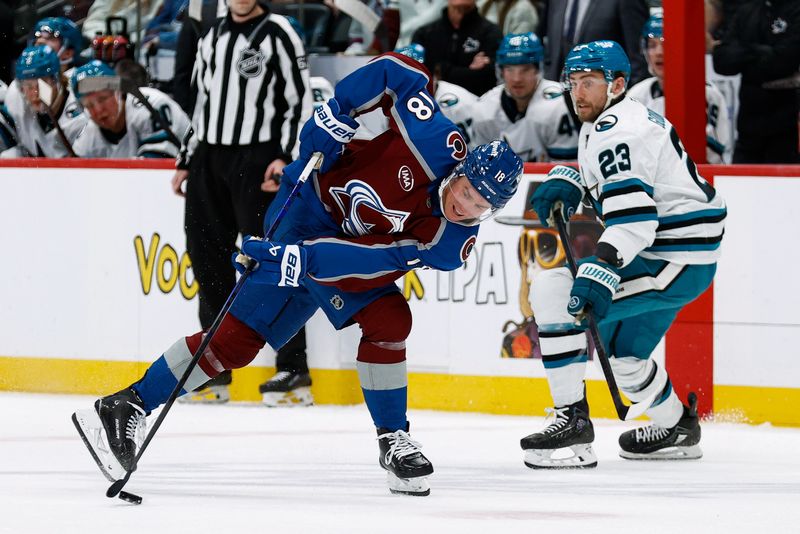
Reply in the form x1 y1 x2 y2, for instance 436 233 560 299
132 179 413 430
531 257 715 428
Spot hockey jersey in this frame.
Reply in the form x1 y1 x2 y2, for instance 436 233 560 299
578 97 726 266
627 77 732 164
301 53 480 291
435 79 479 146
0 80 86 158
72 87 190 158
471 79 579 161
0 80 15 153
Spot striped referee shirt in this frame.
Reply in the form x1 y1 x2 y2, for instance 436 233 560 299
192 8 312 157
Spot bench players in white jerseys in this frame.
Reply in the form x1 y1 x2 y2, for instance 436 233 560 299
627 13 731 164
470 32 579 162
0 45 86 158
70 60 191 158
521 41 726 467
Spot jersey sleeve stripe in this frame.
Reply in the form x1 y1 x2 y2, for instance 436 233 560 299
601 178 655 198
603 206 658 223
599 183 654 202
656 208 727 231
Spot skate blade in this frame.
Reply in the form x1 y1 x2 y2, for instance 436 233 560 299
261 387 313 407
177 385 230 404
386 471 430 497
523 443 598 469
619 444 703 461
71 409 126 482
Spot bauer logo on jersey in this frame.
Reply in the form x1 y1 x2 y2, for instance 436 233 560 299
460 236 477 262
398 165 414 191
595 114 618 132
237 48 265 78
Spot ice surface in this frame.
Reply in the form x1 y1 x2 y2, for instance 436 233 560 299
2 392 799 533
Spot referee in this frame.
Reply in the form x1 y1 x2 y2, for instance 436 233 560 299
172 0 313 403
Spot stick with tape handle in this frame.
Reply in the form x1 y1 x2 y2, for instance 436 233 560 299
106 152 324 500
118 78 181 147
553 211 657 421
37 79 77 157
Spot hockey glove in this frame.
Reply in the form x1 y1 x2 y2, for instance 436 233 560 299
233 236 307 287
299 98 358 173
568 256 620 320
530 165 584 227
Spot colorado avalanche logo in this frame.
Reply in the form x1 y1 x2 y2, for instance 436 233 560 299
460 236 477 262
447 131 467 161
330 180 410 236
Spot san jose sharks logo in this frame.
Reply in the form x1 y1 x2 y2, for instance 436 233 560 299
329 180 410 236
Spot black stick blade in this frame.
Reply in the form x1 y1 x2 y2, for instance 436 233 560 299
107 479 127 498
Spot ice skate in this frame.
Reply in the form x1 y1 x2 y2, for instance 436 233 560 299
520 397 597 469
259 370 313 407
377 427 433 496
72 387 147 482
178 370 231 404
619 392 702 460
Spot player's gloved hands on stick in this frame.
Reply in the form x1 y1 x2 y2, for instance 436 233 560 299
299 98 358 173
568 256 620 320
530 165 584 227
233 236 307 287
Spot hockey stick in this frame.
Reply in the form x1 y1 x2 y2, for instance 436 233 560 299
553 211 656 421
118 78 181 147
107 152 324 500
37 79 77 157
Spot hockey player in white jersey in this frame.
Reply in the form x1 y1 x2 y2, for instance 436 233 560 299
470 32 579 161
627 13 731 164
70 60 191 158
0 45 86 158
520 41 726 467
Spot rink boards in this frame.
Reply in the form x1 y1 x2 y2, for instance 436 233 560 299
0 159 798 425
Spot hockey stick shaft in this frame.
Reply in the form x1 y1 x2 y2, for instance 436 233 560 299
107 153 323 498
554 212 652 421
119 79 181 147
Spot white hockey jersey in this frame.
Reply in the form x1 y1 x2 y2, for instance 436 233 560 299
435 79 479 146
72 87 191 158
627 77 732 164
0 80 86 158
471 79 579 162
0 80 15 153
578 97 726 266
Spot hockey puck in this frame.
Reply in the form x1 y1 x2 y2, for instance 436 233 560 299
118 490 143 505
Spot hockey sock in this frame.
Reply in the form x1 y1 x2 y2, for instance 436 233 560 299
353 293 411 432
132 354 187 414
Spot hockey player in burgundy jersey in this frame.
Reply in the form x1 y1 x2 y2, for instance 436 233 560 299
72 52 523 497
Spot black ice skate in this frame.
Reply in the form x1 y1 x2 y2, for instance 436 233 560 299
259 370 313 407
72 387 147 482
178 369 231 404
377 427 434 496
619 392 702 460
520 397 597 469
